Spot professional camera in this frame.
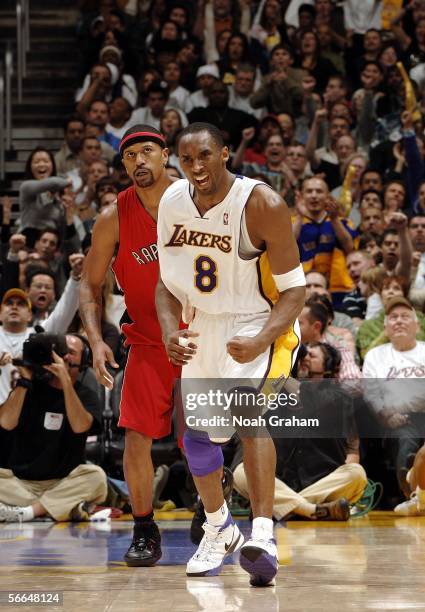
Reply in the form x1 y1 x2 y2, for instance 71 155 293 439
20 332 68 367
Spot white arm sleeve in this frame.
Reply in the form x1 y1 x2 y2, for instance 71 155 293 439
272 264 306 292
44 277 80 334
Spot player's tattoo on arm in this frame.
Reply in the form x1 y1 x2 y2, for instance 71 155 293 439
79 280 103 341
79 296 102 307
81 310 101 328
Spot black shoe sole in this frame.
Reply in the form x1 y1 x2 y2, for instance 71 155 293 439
124 551 162 567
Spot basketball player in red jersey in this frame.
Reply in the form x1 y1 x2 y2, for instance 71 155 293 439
80 125 178 566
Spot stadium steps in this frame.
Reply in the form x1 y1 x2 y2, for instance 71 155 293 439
1 0 80 216
3 128 64 217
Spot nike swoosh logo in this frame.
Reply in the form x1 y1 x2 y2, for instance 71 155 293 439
225 532 242 553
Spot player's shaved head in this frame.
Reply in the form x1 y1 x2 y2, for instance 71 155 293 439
177 122 224 152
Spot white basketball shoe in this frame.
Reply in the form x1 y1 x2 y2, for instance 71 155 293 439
239 523 278 587
394 493 425 516
186 513 244 576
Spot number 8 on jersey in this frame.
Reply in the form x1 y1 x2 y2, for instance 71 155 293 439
194 255 217 293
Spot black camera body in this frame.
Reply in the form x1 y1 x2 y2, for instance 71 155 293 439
21 333 68 367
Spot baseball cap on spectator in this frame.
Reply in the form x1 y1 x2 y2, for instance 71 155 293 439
1 288 32 310
90 15 104 30
196 65 220 79
100 46 122 62
384 296 415 315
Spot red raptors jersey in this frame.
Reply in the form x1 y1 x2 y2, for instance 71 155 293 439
112 186 163 346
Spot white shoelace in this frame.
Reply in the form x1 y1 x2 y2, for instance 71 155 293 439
195 523 225 562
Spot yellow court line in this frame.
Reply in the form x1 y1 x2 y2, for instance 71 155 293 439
276 527 292 566
0 566 122 573
0 536 28 543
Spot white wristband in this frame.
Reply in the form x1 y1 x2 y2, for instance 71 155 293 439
272 264 306 292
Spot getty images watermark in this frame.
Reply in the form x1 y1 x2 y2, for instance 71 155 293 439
184 389 320 429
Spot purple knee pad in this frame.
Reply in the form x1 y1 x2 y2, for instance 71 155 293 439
183 429 224 477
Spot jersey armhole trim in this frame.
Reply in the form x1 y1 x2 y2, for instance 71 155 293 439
112 199 122 271
255 258 273 311
237 182 267 262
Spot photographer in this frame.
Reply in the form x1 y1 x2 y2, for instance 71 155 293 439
0 254 83 404
0 334 106 522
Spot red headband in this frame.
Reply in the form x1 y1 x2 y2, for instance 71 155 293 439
120 131 166 155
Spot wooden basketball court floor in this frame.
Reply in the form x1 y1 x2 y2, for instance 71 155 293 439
0 512 424 612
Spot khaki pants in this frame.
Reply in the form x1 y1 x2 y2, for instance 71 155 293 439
0 464 107 521
233 462 367 520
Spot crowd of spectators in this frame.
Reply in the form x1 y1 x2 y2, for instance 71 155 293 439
1 0 425 521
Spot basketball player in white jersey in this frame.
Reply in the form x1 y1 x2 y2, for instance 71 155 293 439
156 123 306 586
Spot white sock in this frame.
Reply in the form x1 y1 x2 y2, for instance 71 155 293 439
252 516 274 539
416 487 425 510
19 506 34 522
205 502 229 527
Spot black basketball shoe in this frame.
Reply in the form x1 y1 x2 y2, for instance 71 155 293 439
190 466 234 545
124 520 162 566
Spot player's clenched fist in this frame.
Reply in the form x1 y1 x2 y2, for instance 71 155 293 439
164 330 199 366
226 336 266 364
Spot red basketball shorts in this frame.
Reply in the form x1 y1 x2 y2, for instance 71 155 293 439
118 344 179 439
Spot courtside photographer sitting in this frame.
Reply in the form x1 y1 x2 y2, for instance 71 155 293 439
0 332 107 522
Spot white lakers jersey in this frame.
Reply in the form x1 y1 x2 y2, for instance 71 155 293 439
157 176 281 319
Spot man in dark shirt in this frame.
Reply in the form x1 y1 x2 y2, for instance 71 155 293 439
188 80 257 151
341 250 374 322
0 334 106 522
